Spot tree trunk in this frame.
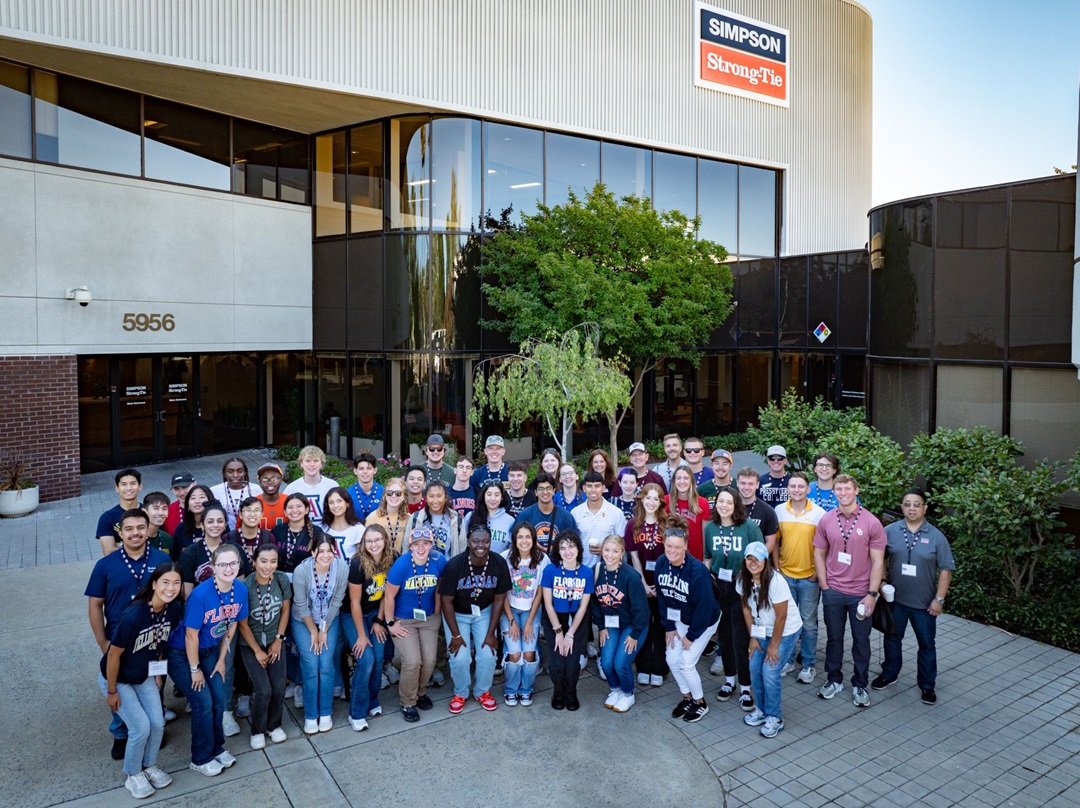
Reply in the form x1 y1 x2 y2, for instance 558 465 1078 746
607 411 619 465
562 411 573 461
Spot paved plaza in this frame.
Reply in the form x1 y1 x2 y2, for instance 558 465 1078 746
2 453 1080 807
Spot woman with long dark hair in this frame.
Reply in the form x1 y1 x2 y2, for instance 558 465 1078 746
588 449 620 496
270 493 322 575
540 529 593 711
171 484 214 560
99 563 183 799
500 522 550 706
322 486 366 559
464 481 514 554
627 483 672 687
404 480 465 556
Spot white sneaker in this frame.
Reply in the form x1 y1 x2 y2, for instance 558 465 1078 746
284 683 295 698
250 733 266 750
853 687 870 708
780 662 796 677
709 658 724 676
303 719 319 735
604 690 621 709
818 681 843 700
294 689 304 709
235 695 251 717
142 765 172 789
650 675 664 687
579 654 588 671
318 715 333 732
163 708 177 722
215 750 237 768
333 686 345 699
384 664 400 684
222 711 240 737
598 665 607 681
349 715 369 731
637 673 650 686
269 727 288 744
367 706 383 718
190 759 223 777
430 670 445 687
797 666 817 684
125 772 155 799
612 693 636 713
587 642 598 659
381 674 391 690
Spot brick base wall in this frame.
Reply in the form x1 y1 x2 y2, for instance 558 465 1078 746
0 355 81 502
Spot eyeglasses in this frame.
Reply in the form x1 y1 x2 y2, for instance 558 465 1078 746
664 528 687 537
241 507 262 514
215 561 240 569
535 485 554 493
386 490 404 497
814 462 834 469
560 471 577 478
768 455 786 462
684 447 704 454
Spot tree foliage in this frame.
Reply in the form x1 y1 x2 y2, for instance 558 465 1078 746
745 389 866 472
816 423 907 516
908 426 1022 497
470 325 631 460
479 183 734 455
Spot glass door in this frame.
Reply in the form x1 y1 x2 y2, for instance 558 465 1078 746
161 356 197 459
116 358 155 465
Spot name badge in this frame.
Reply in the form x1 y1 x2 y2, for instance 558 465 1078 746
666 608 681 622
412 608 427 621
645 560 656 572
718 569 733 582
470 604 482 617
604 615 620 629
837 552 852 566
750 625 767 639
148 660 168 677
901 564 917 577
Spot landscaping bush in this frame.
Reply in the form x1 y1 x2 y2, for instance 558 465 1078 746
908 426 1021 497
745 389 865 471
816 422 907 516
273 445 301 462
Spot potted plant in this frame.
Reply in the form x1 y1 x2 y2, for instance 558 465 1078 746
0 451 39 518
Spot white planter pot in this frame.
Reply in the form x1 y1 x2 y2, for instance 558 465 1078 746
0 486 39 518
342 437 384 459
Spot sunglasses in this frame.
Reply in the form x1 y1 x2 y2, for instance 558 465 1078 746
768 456 786 461
684 448 704 454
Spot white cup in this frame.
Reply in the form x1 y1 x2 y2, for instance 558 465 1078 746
881 584 895 603
856 603 866 620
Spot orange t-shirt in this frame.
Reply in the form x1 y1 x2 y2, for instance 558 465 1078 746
258 495 288 532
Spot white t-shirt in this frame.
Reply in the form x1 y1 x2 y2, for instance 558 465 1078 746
500 550 551 612
210 481 264 528
735 574 801 637
324 523 366 560
283 476 338 523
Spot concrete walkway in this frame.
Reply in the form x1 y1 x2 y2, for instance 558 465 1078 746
2 454 1080 806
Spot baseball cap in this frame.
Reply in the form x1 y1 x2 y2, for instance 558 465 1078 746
425 434 445 447
744 541 769 561
628 442 647 454
256 463 283 477
409 527 434 545
170 472 195 487
485 435 505 447
766 445 787 459
711 449 733 461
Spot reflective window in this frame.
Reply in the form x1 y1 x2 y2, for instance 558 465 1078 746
697 354 734 434
869 202 933 357
200 353 259 452
232 119 280 199
277 134 309 204
698 158 737 253
807 254 837 350
1009 179 1075 362
545 132 599 208
736 352 773 428
34 71 140 175
601 141 651 200
871 361 929 449
313 240 347 350
936 365 1002 432
314 131 346 237
389 117 430 230
144 98 230 189
349 123 383 233
735 259 776 347
837 251 868 349
484 122 543 228
1010 369 1080 479
315 353 348 454
779 256 808 348
350 355 386 453
431 233 482 349
432 117 481 231
653 151 696 217
399 355 475 455
384 235 431 350
347 237 385 352
0 60 31 158
651 359 696 437
739 165 776 257
77 357 112 472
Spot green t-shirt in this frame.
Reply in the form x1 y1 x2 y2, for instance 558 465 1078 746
242 571 293 648
703 520 763 576
147 529 173 556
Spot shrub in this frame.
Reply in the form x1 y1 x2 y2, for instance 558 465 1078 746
816 423 907 516
909 426 1021 497
373 454 411 485
273 445 301 462
746 389 865 471
284 454 354 487
702 430 756 453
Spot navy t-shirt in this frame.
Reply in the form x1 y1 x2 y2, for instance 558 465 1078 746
540 563 594 614
100 599 182 684
437 551 512 614
168 578 249 650
449 485 478 521
179 539 252 586
510 504 576 553
95 504 127 542
386 551 448 619
84 546 172 640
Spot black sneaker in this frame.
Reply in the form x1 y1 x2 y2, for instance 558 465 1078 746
566 696 580 712
683 701 709 723
921 689 937 705
716 683 735 702
551 695 566 710
401 705 420 722
871 675 896 691
671 698 693 719
703 640 717 656
738 691 755 712
111 737 127 761
416 694 433 711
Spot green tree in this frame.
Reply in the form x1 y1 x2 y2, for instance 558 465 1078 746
480 183 733 458
816 423 907 516
470 324 631 460
908 426 1022 498
746 389 865 471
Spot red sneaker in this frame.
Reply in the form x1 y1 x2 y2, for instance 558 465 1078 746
476 691 498 711
449 695 466 714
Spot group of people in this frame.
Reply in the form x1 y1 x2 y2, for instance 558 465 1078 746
87 435 954 799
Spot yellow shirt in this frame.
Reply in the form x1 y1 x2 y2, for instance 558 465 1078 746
776 500 824 579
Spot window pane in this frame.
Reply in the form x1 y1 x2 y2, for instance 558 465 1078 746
698 158 737 253
432 117 481 231
314 131 346 237
0 60 31 158
545 132 599 208
697 354 734 434
653 151 696 217
736 352 773 428
734 259 776 347
431 233 481 350
313 240 347 350
385 235 430 350
431 356 475 455
349 355 386 455
739 165 776 257
314 353 348 456
144 98 230 189
34 72 140 175
231 119 280 199
199 353 259 452
1010 368 1080 479
779 256 808 348
869 202 933 357
601 141 651 200
483 122 543 228
347 237 385 352
389 117 430 230
1010 179 1075 362
870 361 929 449
808 254 837 350
277 133 309 204
77 356 112 473
651 359 696 437
837 251 869 349
349 122 383 233
936 365 1002 432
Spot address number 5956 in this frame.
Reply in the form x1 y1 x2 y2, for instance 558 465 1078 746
122 313 176 332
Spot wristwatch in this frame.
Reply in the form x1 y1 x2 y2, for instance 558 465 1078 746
275 633 286 640
386 619 397 627
934 597 945 605
869 590 880 599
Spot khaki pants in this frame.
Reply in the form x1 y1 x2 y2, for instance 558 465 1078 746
395 613 441 707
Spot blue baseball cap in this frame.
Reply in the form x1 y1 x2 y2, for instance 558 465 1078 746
744 541 769 561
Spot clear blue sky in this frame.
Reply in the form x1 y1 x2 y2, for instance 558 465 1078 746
860 0 1079 206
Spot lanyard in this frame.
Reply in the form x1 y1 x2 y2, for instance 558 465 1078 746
224 484 250 523
640 521 660 550
468 555 491 601
600 565 619 602
119 546 149 590
312 567 332 608
900 525 921 564
282 528 303 562
149 604 169 651
256 579 274 619
719 523 736 557
351 483 380 517
214 580 236 635
411 556 432 597
836 506 862 554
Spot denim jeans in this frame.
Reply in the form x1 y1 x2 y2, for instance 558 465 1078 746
599 623 648 696
783 574 821 669
292 617 341 721
501 608 541 697
98 673 164 775
882 601 938 690
340 611 386 720
821 588 872 689
749 631 799 721
239 644 286 735
444 606 498 698
167 644 227 766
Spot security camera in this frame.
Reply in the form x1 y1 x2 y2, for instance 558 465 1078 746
65 286 92 307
